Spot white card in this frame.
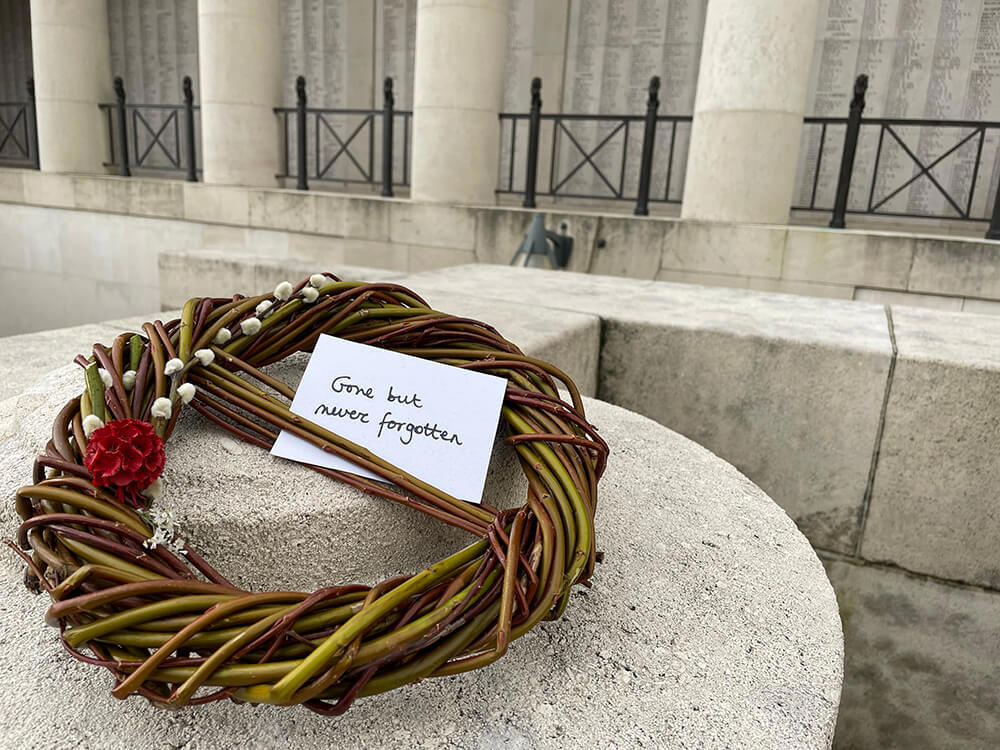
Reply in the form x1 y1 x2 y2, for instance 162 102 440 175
270 334 507 504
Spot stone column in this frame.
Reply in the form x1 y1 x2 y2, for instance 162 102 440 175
29 0 113 173
410 0 508 204
681 0 820 224
198 0 281 186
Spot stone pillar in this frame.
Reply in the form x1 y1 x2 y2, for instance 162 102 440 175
198 0 281 186
410 0 508 204
681 0 820 224
29 0 113 173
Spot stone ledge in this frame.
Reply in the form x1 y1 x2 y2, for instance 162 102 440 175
861 307 1000 588
409 265 894 555
7 170 1000 310
0 363 842 748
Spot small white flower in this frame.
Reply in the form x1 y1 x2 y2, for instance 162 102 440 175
255 299 273 316
141 478 163 501
98 368 113 388
122 370 136 391
140 504 186 555
194 349 215 367
240 317 262 336
274 281 293 301
164 358 184 376
151 397 173 419
309 273 327 288
212 327 232 345
177 383 196 404
301 286 319 303
82 414 104 437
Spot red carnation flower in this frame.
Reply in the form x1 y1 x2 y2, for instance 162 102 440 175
83 418 165 506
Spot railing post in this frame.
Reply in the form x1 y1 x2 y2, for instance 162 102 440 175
382 77 395 197
182 75 197 182
987 182 1000 240
829 74 868 229
296 75 308 191
113 76 131 177
523 77 542 208
634 76 660 216
26 78 39 169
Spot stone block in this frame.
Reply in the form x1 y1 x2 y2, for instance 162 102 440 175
338 238 408 270
157 250 258 308
908 237 1000 299
314 193 391 240
655 269 750 289
962 297 1000 316
588 215 670 279
408 265 893 553
748 277 854 300
825 558 1000 749
182 183 250 226
782 228 914 289
128 179 184 219
861 307 1000 587
661 220 785 278
419 290 600 398
21 171 74 208
853 287 963 312
248 188 317 233
472 207 601 273
389 201 476 250
407 244 476 272
0 322 123 402
71 175 131 214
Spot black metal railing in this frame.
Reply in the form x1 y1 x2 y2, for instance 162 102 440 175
275 76 411 195
498 77 692 215
794 74 1000 238
99 76 200 180
0 78 39 169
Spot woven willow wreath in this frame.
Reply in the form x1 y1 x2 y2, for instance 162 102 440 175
10 274 607 715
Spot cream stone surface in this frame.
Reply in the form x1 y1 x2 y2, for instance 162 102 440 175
198 0 282 186
21 170 74 208
411 108 503 205
861 307 1000 588
30 0 113 174
411 0 508 204
155 252 598 396
0 169 24 202
825 559 1000 749
682 0 820 224
389 201 477 250
408 264 894 555
694 0 820 114
682 110 811 224
853 288 963 312
661 221 785 278
0 363 842 748
182 183 250 226
747 277 854 300
783 229 915 288
7 172 1000 342
249 189 319 233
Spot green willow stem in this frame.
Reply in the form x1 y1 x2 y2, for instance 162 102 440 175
12 273 606 717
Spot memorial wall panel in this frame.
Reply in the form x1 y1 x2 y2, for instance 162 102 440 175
796 0 1000 220
106 0 199 169
0 0 31 105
